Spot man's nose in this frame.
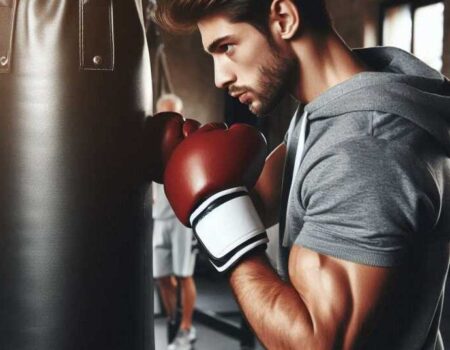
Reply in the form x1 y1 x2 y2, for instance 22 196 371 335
214 60 235 89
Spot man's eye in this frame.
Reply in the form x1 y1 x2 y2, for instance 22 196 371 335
220 44 235 54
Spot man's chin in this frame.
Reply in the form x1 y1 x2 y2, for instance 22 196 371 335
249 105 265 118
248 103 259 116
250 101 277 118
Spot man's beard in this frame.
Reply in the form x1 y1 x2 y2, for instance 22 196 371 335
252 48 297 116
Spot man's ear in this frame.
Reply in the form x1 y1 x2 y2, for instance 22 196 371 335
270 0 300 40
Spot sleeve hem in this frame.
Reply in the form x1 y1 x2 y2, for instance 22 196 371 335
295 223 407 268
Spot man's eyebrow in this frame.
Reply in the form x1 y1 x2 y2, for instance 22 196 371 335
206 35 234 53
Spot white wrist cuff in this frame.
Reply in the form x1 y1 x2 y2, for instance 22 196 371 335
190 187 268 272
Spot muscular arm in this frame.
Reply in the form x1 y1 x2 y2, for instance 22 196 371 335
251 143 286 228
228 137 435 349
229 245 395 350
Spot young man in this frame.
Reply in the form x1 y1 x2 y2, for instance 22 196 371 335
153 94 198 349
156 1 450 349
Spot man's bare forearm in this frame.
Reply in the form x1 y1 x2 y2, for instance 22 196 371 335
229 253 314 350
251 144 286 228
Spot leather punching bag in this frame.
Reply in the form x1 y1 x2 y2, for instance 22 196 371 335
0 1 153 349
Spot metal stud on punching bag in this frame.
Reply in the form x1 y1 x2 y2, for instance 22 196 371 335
0 1 153 349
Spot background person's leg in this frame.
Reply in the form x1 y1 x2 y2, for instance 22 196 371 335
172 222 198 347
179 276 197 331
157 276 178 320
153 219 180 345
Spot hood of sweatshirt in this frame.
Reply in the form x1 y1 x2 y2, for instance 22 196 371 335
304 46 450 155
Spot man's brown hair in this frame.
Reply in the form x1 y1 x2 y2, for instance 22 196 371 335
154 0 330 35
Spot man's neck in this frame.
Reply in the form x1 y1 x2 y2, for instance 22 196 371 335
291 30 370 104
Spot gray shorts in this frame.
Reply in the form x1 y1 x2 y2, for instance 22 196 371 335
152 217 197 278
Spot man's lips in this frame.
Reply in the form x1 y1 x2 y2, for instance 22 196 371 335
230 91 250 104
229 90 244 98
238 92 251 104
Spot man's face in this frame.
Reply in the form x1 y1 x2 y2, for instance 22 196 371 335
157 100 177 113
199 13 296 116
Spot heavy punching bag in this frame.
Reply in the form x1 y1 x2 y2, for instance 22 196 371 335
0 1 153 349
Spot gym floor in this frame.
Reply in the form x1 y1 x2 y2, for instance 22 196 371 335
154 318 252 350
154 273 265 350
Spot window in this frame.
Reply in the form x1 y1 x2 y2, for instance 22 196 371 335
380 1 444 71
383 4 413 52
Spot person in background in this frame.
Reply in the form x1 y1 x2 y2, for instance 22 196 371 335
152 94 198 350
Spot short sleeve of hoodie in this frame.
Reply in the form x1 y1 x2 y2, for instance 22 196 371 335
295 136 440 267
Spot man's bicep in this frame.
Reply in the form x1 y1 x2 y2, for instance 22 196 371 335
289 245 396 349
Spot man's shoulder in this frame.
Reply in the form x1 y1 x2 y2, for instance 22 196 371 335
302 131 430 181
298 132 440 217
305 110 435 165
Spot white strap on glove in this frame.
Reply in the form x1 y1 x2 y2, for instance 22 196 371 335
190 187 268 272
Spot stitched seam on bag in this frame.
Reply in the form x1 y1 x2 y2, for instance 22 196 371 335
0 0 16 73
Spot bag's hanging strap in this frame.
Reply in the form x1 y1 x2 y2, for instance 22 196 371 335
154 43 175 98
79 0 115 71
0 0 17 74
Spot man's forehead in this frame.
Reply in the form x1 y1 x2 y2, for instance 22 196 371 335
198 14 255 51
198 14 234 43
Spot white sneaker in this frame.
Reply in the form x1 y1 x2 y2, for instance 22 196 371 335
167 341 177 350
169 327 196 350
188 326 197 343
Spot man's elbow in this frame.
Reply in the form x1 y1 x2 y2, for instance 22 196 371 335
287 319 341 350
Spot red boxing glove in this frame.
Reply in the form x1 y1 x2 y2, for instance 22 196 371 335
143 112 200 183
164 123 268 272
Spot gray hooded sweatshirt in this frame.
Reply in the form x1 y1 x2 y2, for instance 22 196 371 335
279 47 450 350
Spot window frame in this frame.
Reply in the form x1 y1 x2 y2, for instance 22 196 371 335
378 0 444 52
